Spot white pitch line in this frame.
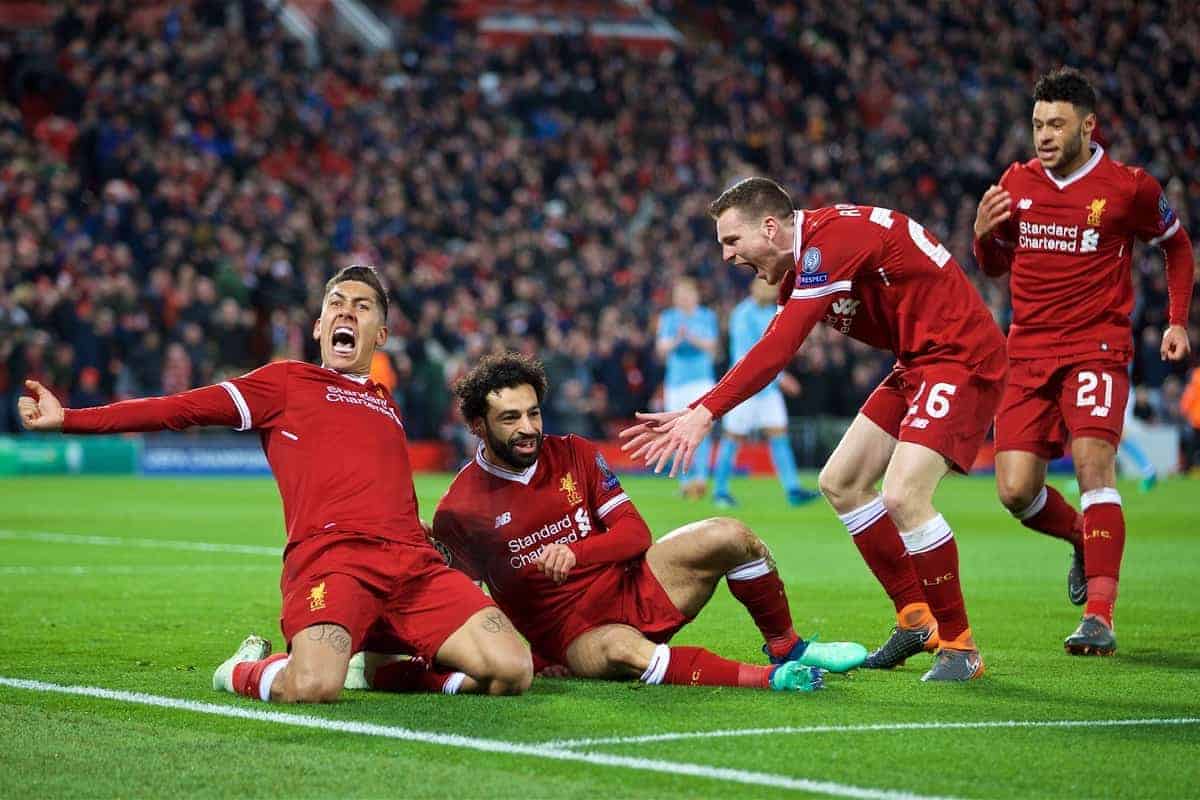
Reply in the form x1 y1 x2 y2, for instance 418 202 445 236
541 717 1200 749
0 676 959 800
0 529 280 557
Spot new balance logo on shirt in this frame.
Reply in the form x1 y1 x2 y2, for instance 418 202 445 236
830 298 861 316
495 512 512 528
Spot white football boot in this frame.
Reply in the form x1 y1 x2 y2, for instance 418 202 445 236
212 635 272 693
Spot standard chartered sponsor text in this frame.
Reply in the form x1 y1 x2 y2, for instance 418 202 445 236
324 385 402 426
1019 220 1084 252
507 512 591 569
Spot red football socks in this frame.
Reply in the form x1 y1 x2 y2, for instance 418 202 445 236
902 515 970 644
372 658 460 694
662 646 772 689
1086 577 1118 628
726 560 799 659
1081 489 1125 627
232 652 288 700
839 498 926 612
1017 486 1083 547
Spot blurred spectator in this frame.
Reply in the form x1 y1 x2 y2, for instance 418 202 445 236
69 366 105 408
0 1 1194 470
160 342 193 396
211 298 253 371
1180 370 1200 469
370 350 398 395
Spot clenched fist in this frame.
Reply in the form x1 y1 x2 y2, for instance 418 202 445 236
18 380 65 432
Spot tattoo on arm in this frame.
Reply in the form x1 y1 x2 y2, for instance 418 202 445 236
304 624 352 654
481 611 514 634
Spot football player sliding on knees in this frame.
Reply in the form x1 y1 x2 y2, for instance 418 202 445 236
344 354 866 696
622 178 1008 682
18 266 532 703
973 68 1194 656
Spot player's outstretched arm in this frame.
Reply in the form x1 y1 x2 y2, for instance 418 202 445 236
17 380 65 431
618 409 686 455
31 381 253 435
620 407 713 477
650 405 714 477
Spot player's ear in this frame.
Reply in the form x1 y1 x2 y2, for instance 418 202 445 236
1081 112 1096 138
761 215 778 243
312 318 321 342
469 418 484 438
375 325 387 347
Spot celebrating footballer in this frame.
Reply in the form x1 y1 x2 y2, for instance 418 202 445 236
973 67 1194 655
623 178 1009 681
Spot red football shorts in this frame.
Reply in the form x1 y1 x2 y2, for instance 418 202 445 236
279 532 495 660
994 354 1130 460
861 356 1007 474
535 558 690 664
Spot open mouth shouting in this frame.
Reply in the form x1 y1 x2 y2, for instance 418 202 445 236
331 325 357 357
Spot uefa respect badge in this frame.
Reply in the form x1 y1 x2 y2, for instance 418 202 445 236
798 247 828 286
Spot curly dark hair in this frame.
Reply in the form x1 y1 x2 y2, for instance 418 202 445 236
455 352 549 422
1033 67 1097 114
323 264 389 320
708 176 794 221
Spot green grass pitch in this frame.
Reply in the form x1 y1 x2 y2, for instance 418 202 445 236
1 472 1197 798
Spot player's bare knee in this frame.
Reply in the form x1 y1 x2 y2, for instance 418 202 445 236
481 651 533 695
817 465 855 511
708 516 760 561
879 482 905 519
283 669 342 703
817 464 838 499
880 482 927 529
996 475 1038 514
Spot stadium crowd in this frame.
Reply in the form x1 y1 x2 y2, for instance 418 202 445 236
1 1 1197 465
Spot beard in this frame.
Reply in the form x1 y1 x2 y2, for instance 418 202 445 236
1056 125 1086 169
485 426 543 470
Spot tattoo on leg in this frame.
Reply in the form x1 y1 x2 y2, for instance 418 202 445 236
304 624 351 654
744 530 775 570
481 611 514 634
763 546 777 572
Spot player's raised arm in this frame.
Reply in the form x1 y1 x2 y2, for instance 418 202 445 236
972 183 1016 277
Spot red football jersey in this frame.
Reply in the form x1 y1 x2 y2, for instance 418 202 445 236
699 206 1005 418
432 435 650 653
62 361 426 551
980 145 1184 359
